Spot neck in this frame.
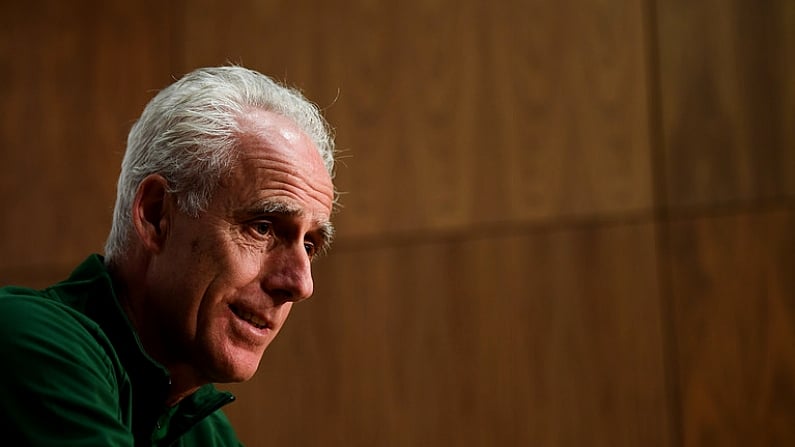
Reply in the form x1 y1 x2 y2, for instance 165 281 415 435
164 372 203 407
110 260 207 407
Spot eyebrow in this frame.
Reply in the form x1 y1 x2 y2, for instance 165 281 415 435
253 199 335 253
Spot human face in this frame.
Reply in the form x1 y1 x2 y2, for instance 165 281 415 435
146 110 334 383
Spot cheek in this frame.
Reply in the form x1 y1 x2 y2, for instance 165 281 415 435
202 243 265 299
228 233 271 279
229 246 265 283
181 225 267 305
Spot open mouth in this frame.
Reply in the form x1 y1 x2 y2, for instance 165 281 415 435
230 304 268 330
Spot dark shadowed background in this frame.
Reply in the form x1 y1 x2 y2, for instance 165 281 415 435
1 1 794 446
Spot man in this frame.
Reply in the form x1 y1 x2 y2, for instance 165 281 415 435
0 66 336 445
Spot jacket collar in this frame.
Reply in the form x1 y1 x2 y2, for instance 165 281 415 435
55 255 235 444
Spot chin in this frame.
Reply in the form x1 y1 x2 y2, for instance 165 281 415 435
225 366 259 383
198 327 271 383
208 352 263 383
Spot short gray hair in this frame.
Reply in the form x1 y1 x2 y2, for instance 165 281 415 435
104 66 335 263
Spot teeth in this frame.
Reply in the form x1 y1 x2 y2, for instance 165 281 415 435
232 306 268 329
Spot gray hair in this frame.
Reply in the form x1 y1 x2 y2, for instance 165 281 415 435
104 66 335 263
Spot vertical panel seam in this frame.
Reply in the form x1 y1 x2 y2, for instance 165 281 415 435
642 0 684 445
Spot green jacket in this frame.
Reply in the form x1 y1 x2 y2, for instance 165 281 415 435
0 255 242 446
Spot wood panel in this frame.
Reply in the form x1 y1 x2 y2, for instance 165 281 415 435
178 0 654 239
667 207 795 446
656 0 795 208
8 3 791 447
0 0 174 281
222 222 670 447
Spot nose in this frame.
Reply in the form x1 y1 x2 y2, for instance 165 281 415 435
261 241 314 304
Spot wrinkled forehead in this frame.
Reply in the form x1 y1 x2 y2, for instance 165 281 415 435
230 110 335 208
235 110 330 178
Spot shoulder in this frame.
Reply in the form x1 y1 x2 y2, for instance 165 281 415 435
0 287 118 387
0 286 103 346
0 288 135 444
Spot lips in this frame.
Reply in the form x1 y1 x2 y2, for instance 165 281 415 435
229 304 269 330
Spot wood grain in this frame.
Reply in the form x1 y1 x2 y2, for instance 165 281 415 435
223 222 671 447
656 0 795 208
179 0 654 239
667 208 795 446
0 0 173 277
2 2 791 446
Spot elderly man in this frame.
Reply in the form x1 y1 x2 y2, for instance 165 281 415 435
0 66 336 445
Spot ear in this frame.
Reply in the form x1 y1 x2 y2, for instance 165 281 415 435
131 174 173 253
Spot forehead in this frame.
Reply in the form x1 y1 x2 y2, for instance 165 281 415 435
215 110 334 219
236 110 323 168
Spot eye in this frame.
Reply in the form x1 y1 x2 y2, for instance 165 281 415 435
252 221 272 236
304 241 317 258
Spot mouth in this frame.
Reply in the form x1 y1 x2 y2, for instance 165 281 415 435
229 304 269 330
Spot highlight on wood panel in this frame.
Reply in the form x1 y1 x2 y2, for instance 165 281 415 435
667 208 795 446
223 222 671 447
482 0 653 224
341 0 653 236
179 0 655 239
656 0 795 208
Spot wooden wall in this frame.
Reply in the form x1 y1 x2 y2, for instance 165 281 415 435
1 1 793 446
